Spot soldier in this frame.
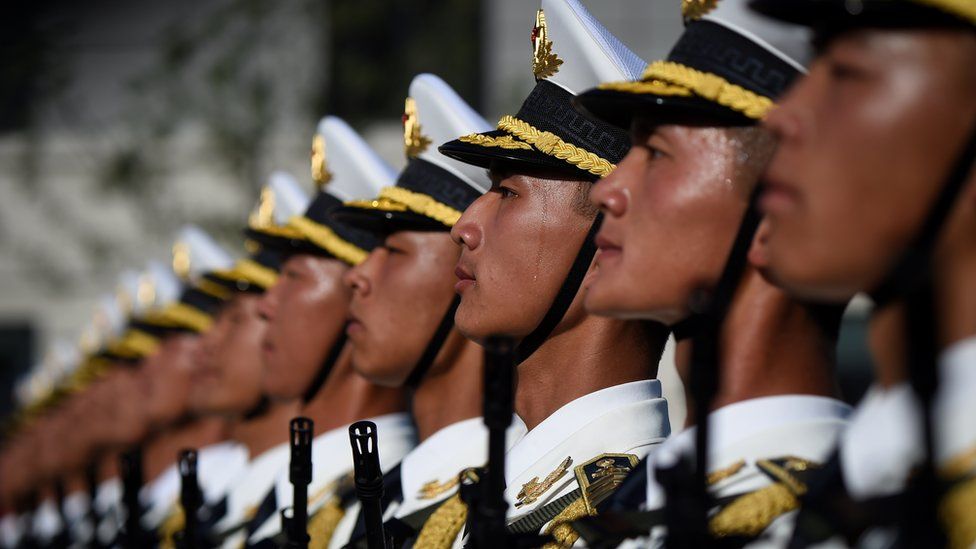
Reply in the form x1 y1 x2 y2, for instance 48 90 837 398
241 117 415 549
177 171 311 544
747 0 976 544
433 0 672 543
132 234 249 538
565 0 853 544
332 73 528 547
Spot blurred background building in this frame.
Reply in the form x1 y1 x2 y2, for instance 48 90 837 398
0 0 871 427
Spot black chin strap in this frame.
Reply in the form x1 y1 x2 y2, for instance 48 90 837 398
665 192 762 547
302 332 348 403
404 295 462 390
868 119 976 546
515 213 603 364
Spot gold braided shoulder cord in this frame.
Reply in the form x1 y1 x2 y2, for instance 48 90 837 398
308 497 346 549
940 476 976 549
458 133 533 151
157 504 184 549
709 483 799 539
414 494 468 549
379 187 463 227
641 61 774 120
496 116 616 178
288 216 368 266
541 497 593 549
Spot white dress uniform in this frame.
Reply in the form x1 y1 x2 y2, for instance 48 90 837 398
626 395 851 548
93 477 123 546
143 441 249 534
246 412 416 547
63 489 93 547
0 513 27 549
395 416 527 522
29 498 62 546
215 440 291 549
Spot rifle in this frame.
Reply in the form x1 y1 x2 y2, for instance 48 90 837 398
282 417 313 549
119 447 149 548
349 421 386 549
176 449 202 549
467 336 515 548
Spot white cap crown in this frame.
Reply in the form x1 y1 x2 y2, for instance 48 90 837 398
172 225 235 282
314 117 397 203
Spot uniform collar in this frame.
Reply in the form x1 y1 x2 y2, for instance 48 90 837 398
506 380 663 485
93 477 122 513
197 441 250 502
649 394 851 507
397 416 527 518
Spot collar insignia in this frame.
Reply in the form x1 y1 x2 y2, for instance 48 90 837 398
531 9 562 80
418 475 460 500
516 456 572 509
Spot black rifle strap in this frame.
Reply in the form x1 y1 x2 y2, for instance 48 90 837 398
515 214 603 364
405 296 461 390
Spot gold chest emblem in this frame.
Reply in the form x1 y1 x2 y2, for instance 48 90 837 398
402 97 432 158
311 134 333 188
515 456 572 508
682 0 719 21
531 9 563 80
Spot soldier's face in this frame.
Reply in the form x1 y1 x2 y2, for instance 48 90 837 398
451 168 593 341
101 368 150 447
258 254 350 400
194 294 267 415
760 29 976 301
141 333 201 426
586 124 750 324
344 231 460 386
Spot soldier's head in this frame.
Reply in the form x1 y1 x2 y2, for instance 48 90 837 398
577 0 812 324
340 75 491 386
752 0 976 301
254 127 389 400
193 177 304 416
441 0 649 344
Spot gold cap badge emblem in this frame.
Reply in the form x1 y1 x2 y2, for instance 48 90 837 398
682 0 719 21
402 97 432 158
531 9 563 80
171 242 191 280
311 134 333 188
248 186 276 230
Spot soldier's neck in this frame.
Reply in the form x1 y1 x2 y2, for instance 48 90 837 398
515 312 662 431
412 330 483 442
231 399 302 458
96 451 121 483
302 344 409 437
142 416 228 483
677 267 838 426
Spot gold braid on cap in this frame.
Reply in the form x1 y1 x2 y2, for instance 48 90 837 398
212 259 279 290
496 116 616 177
344 186 463 227
288 215 368 266
142 302 213 333
914 0 976 24
458 133 533 151
599 60 774 120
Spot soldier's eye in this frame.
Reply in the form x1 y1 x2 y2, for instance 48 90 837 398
498 186 518 199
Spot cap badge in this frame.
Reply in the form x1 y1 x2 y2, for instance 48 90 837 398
311 134 333 188
402 97 432 158
248 186 276 230
531 9 562 80
682 0 719 21
172 241 192 280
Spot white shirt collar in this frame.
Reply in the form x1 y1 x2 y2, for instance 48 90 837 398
197 441 250 503
93 478 122 513
649 395 851 507
506 380 663 485
397 416 527 518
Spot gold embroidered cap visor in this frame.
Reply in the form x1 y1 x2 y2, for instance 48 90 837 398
439 80 630 182
749 0 976 30
575 20 802 131
332 158 479 236
246 191 378 267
